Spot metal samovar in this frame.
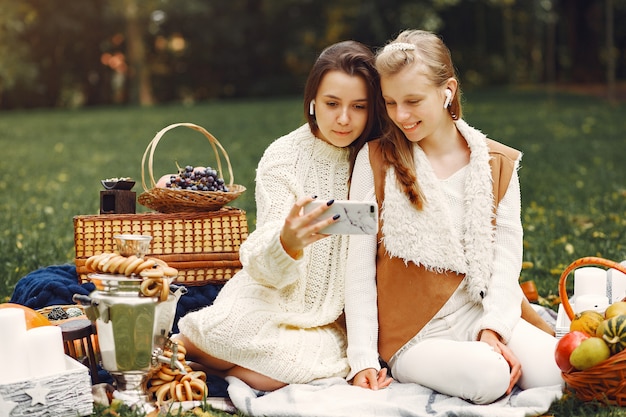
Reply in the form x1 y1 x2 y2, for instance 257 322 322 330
73 235 186 406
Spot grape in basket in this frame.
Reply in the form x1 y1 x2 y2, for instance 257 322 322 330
156 165 229 192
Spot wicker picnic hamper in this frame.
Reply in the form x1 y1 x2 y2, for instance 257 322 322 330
138 122 246 213
74 207 249 286
558 256 626 405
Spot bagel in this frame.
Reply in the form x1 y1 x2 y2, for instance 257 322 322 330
135 258 158 274
117 255 137 274
140 278 161 297
162 266 178 277
155 382 174 404
124 256 144 276
97 252 115 269
175 383 185 402
140 267 164 279
183 380 193 402
103 254 125 273
189 378 208 400
156 369 176 382
85 254 99 271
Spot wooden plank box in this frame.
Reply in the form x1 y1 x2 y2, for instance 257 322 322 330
74 207 249 286
0 356 93 417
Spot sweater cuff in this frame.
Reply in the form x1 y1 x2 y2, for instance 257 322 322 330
345 354 381 381
268 232 302 268
474 315 516 344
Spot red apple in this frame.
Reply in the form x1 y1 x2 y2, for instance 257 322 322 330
555 330 590 373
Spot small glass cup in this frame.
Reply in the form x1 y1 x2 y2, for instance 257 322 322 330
113 234 152 258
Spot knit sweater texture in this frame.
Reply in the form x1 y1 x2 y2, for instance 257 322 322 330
345 120 524 379
178 124 351 384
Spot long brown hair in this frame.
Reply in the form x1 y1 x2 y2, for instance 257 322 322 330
304 41 383 179
375 30 462 209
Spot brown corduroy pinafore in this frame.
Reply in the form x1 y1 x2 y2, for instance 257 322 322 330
368 139 520 363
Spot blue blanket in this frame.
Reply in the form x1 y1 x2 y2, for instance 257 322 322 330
9 264 228 396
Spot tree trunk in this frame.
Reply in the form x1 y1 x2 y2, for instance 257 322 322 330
124 0 153 105
605 0 616 103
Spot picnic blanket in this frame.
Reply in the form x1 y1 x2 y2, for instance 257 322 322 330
227 376 563 417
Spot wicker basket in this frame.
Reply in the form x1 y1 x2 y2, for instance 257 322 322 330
558 256 626 405
138 122 246 213
74 208 248 285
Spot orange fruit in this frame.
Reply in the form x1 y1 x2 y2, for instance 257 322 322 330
0 303 52 328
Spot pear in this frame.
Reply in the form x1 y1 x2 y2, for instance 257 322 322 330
569 337 611 370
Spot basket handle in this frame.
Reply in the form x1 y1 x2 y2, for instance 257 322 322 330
558 256 626 320
140 123 235 192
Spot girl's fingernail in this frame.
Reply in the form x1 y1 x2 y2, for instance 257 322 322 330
332 214 340 220
327 199 335 206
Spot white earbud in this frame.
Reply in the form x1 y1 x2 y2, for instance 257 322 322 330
309 99 315 116
443 89 452 109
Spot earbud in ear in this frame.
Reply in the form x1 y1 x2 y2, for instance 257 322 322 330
309 100 316 116
443 89 452 109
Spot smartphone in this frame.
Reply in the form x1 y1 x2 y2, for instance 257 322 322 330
303 200 378 235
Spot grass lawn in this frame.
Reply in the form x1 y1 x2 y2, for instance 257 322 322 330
1 89 626 416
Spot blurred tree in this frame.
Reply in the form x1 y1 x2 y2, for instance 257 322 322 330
108 0 161 105
0 1 37 106
0 0 625 109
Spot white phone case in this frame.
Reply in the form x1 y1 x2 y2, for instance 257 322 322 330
304 200 378 235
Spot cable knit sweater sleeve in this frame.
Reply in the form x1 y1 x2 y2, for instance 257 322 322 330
344 146 381 380
475 159 524 343
238 129 308 290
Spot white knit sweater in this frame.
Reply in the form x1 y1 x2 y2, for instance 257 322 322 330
178 124 352 384
344 120 524 380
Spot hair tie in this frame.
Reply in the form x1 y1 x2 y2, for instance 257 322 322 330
383 42 416 53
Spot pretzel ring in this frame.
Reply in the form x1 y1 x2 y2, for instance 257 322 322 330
155 382 174 404
85 254 99 271
135 259 158 274
170 339 186 351
118 255 136 274
180 371 206 384
140 266 164 279
103 255 124 273
153 258 168 268
169 380 178 402
156 369 176 382
183 380 193 402
97 253 115 269
189 379 208 400
163 266 178 277
149 377 168 387
163 349 185 362
140 278 161 297
124 256 144 276
159 364 181 377
175 382 185 401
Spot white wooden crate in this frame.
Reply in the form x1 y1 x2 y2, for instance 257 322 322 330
0 356 93 417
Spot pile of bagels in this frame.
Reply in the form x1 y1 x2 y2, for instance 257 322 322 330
85 252 178 301
148 339 209 405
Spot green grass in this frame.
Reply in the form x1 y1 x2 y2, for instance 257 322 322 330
1 89 626 416
0 98 303 298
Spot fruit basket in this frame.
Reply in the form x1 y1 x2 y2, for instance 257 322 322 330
558 256 626 405
138 122 246 213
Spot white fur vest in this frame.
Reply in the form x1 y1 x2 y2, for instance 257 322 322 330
381 119 510 303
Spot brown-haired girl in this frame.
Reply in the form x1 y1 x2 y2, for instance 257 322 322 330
177 40 386 392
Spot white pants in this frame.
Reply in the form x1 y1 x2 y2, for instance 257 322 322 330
389 303 563 404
